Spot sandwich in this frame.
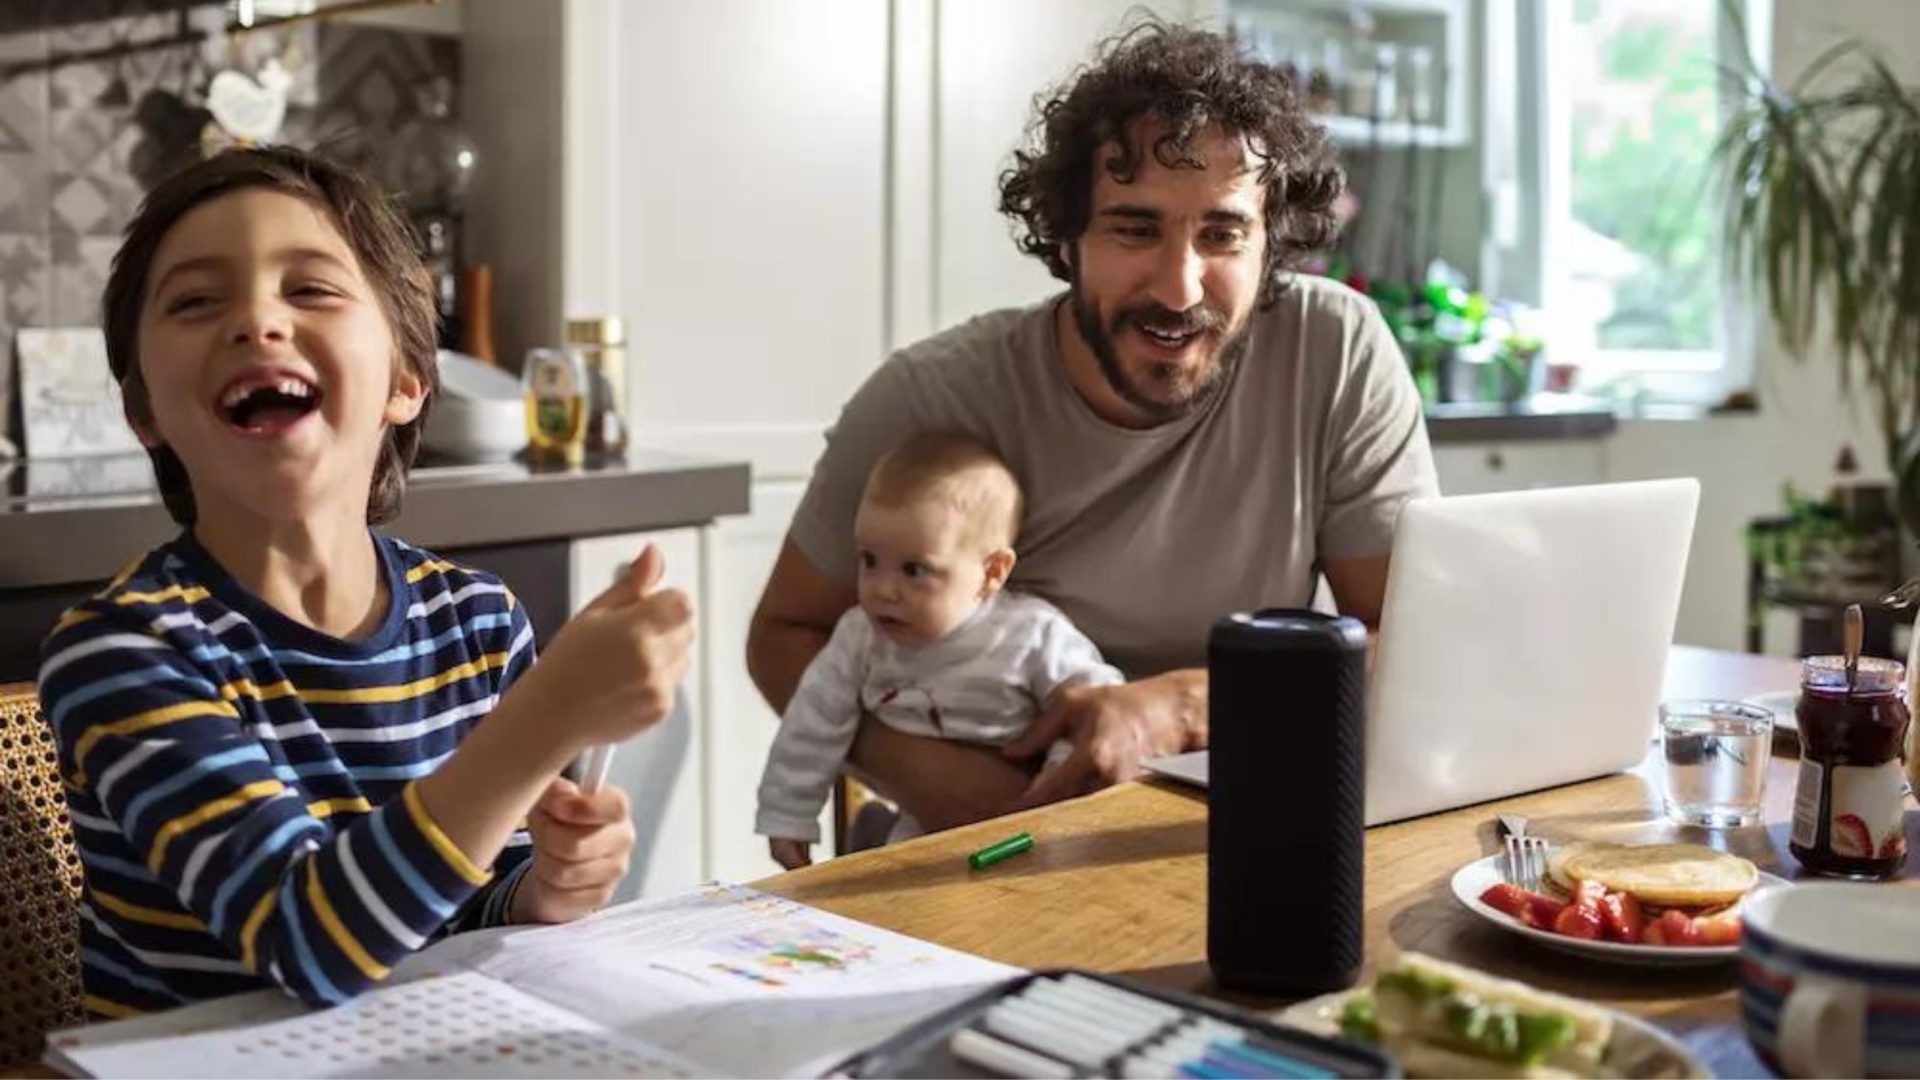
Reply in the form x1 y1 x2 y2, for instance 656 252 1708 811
1338 953 1615 1078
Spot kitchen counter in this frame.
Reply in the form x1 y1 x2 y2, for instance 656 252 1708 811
0 450 750 681
1424 395 1619 443
0 450 749 588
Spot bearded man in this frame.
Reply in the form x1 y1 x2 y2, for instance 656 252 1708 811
747 22 1437 828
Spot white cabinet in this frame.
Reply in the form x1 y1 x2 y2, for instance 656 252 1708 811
567 498 822 896
1433 440 1608 495
702 480 812 885
465 0 893 482
468 0 892 888
925 0 1209 329
569 528 707 901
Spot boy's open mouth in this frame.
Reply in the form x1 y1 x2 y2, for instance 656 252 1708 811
216 373 323 435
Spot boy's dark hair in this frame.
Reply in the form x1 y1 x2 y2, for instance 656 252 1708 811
101 145 440 526
997 20 1344 305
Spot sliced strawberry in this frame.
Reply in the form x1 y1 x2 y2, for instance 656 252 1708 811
1642 909 1700 947
1479 883 1532 920
1553 902 1606 940
1573 878 1607 913
1523 892 1568 929
1481 883 1568 929
1833 813 1874 857
1879 830 1908 862
1692 909 1742 947
1598 891 1644 943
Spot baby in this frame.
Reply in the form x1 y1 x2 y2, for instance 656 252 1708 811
755 431 1122 869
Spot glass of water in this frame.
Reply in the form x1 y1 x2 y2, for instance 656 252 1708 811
1660 699 1773 827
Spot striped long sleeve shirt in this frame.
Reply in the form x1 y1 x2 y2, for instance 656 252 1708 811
38 531 538 1017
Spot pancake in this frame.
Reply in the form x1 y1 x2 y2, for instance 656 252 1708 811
1557 842 1757 907
1545 841 1617 892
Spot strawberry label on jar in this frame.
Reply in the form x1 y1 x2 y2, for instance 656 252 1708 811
1827 763 1907 857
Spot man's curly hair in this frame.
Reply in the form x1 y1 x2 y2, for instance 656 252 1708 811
998 20 1344 305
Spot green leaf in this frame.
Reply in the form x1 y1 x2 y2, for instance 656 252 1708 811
1712 35 1920 477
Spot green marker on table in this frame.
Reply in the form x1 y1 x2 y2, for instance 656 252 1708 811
968 831 1034 870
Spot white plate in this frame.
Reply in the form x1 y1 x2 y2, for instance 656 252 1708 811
1450 853 1788 966
1281 988 1709 1079
1740 690 1799 733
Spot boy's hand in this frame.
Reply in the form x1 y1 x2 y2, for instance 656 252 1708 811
768 838 813 870
523 544 696 751
513 778 636 924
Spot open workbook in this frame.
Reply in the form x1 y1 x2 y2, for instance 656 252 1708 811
46 883 1020 1078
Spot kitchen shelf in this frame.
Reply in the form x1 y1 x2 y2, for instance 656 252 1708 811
1318 113 1467 149
1225 0 1472 150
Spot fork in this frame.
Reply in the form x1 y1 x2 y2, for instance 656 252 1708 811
1499 814 1549 892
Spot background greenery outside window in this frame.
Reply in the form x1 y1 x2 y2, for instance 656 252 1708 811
1492 0 1769 405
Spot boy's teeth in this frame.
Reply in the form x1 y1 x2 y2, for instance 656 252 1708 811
220 377 314 408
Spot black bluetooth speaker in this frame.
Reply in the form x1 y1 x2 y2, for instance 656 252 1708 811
1206 609 1367 995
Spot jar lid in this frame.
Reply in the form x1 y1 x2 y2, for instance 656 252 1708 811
566 317 624 345
1802 655 1905 693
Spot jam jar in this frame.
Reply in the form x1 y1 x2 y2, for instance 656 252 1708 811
1790 655 1912 879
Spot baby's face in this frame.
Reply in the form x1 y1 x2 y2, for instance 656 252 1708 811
853 496 993 647
132 189 424 525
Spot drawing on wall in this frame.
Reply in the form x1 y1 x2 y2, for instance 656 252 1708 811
15 327 143 459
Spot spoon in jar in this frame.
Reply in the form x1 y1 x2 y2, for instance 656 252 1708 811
1844 602 1863 693
1883 579 1920 608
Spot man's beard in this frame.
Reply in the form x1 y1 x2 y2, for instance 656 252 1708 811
1068 279 1249 422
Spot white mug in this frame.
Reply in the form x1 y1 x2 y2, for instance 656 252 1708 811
1739 882 1920 1077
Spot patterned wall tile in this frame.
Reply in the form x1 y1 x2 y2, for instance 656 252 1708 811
46 8 168 249
1 2 463 448
0 4 50 236
0 4 48 39
51 235 116 326
0 232 49 446
286 22 460 196
0 150 48 236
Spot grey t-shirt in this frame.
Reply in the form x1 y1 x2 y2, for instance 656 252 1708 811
789 275 1438 678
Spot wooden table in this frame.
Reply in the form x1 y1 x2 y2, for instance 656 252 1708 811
759 646 1920 1078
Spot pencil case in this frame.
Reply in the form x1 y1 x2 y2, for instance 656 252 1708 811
827 968 1399 1078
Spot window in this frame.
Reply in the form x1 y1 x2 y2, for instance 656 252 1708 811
1489 0 1769 405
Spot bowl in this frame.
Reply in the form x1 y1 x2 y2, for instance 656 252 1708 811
422 395 526 461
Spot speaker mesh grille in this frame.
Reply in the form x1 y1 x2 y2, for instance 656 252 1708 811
1207 618 1366 994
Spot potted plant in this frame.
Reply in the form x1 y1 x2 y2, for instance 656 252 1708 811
1713 35 1920 533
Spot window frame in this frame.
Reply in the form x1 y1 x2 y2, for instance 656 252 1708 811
1486 0 1771 408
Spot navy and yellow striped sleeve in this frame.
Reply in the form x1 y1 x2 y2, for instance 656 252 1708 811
445 595 539 934
42 604 497 1008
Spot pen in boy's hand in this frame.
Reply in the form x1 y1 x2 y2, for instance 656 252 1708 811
580 745 615 793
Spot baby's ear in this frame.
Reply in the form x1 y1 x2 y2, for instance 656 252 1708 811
384 362 429 425
981 547 1016 596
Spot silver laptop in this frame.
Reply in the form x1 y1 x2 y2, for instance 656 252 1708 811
1143 478 1699 826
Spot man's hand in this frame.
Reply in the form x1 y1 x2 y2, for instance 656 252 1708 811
847 718 1034 831
768 837 813 871
512 778 636 924
1000 670 1206 810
